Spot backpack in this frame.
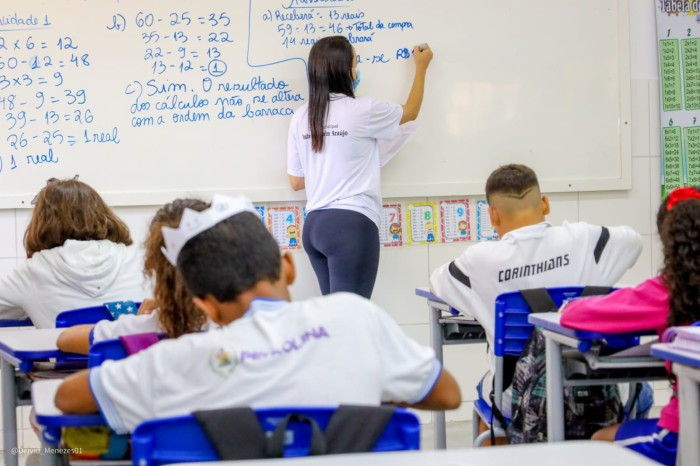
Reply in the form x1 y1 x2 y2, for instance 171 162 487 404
506 327 623 443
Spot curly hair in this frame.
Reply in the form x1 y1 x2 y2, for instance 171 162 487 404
661 197 700 326
144 199 209 337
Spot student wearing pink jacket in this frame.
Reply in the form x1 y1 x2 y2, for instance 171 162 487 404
561 187 700 466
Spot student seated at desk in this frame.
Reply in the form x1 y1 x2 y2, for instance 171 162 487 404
560 187 700 466
429 164 642 429
57 199 212 354
0 178 150 328
54 195 461 433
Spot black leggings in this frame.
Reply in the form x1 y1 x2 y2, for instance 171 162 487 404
303 209 380 299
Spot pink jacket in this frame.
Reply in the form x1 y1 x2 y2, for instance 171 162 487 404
560 277 678 432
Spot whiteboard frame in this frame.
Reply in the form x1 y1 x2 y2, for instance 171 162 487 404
1 0 632 209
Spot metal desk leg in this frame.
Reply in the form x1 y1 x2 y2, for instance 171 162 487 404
676 369 700 466
544 334 565 442
2 357 19 466
429 304 446 450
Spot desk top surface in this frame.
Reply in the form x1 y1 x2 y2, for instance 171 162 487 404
0 328 63 360
175 442 657 466
651 343 700 369
32 379 104 427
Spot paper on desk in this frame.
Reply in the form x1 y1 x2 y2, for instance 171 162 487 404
608 339 658 358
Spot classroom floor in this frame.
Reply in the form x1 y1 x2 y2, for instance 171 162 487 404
14 421 474 465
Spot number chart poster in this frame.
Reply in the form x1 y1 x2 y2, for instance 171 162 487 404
267 206 301 250
439 199 470 242
407 202 438 245
476 200 499 241
379 204 403 247
655 0 700 195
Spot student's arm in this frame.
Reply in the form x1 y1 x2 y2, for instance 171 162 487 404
55 370 98 414
400 44 433 124
56 324 95 355
287 112 305 191
404 368 461 410
560 277 669 334
0 262 31 320
366 300 461 410
429 249 495 342
590 224 643 284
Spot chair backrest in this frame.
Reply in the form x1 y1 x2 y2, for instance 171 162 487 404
493 286 614 358
55 301 141 328
0 318 33 328
131 407 420 466
88 339 128 368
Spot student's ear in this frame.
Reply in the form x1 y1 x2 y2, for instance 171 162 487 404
281 252 296 286
192 296 223 324
488 205 501 227
541 195 551 216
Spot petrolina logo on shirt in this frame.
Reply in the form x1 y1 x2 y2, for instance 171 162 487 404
209 346 239 378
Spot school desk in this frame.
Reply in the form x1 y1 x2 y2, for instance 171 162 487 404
528 313 666 442
0 328 79 466
174 441 657 466
651 343 700 466
415 288 486 449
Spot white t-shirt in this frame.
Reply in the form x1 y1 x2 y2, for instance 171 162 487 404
0 240 151 328
89 293 440 434
287 95 404 226
429 221 642 401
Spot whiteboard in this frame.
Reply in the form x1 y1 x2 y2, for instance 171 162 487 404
0 0 631 208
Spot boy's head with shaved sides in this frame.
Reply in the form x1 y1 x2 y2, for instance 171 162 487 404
485 164 550 236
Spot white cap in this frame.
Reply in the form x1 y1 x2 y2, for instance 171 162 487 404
161 194 258 265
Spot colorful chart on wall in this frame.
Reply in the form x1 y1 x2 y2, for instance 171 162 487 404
439 199 470 242
476 200 498 241
379 204 403 247
655 0 700 195
267 205 301 250
406 202 438 245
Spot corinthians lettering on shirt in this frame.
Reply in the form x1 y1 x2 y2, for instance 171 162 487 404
498 254 570 283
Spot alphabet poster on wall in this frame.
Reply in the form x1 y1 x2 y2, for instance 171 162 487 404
476 200 499 241
267 206 301 250
406 202 438 245
655 0 700 196
379 204 403 247
255 205 265 223
439 199 470 242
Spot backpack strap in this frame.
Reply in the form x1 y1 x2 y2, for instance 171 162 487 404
580 286 612 297
519 288 558 313
193 407 267 460
324 405 395 454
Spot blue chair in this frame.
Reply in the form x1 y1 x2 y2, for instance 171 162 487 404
0 318 33 327
88 338 129 368
55 301 140 328
131 407 420 466
472 286 618 446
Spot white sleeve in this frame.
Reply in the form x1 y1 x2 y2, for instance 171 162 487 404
367 303 441 404
586 224 643 285
378 121 418 167
0 262 31 320
364 99 402 140
287 114 304 177
89 349 159 434
429 250 494 342
92 311 162 343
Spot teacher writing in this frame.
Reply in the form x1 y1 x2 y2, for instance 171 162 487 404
287 36 433 298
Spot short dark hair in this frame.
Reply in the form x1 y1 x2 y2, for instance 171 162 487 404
176 212 282 301
485 164 540 202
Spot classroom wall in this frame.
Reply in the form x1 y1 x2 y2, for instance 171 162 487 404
0 0 669 449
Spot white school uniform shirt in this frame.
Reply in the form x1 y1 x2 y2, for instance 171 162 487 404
430 221 642 400
90 293 440 434
0 240 151 328
287 94 412 227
